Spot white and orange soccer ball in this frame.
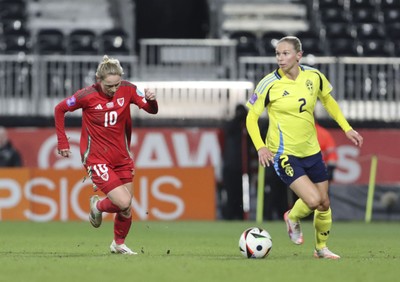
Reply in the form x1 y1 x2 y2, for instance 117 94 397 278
239 227 272 259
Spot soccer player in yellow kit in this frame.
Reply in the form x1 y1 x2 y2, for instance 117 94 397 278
246 36 363 259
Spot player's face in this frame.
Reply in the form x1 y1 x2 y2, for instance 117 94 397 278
275 42 301 73
100 75 121 97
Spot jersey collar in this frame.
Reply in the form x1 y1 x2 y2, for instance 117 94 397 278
275 66 305 80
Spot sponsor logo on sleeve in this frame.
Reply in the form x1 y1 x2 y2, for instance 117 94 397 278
66 96 76 107
249 93 258 105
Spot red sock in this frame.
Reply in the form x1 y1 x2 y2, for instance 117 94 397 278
97 198 121 213
114 213 132 245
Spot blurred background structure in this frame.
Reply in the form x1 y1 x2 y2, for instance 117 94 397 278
0 0 399 124
0 0 399 221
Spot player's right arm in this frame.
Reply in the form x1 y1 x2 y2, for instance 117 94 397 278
246 76 276 167
246 110 264 151
246 111 275 167
54 94 82 157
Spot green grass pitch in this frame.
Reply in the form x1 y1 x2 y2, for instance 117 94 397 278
0 221 398 282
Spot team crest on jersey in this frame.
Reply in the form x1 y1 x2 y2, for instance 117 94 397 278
285 165 294 177
92 164 110 182
100 172 109 181
117 98 124 107
306 80 313 95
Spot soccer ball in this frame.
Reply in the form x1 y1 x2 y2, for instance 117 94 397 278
239 227 272 259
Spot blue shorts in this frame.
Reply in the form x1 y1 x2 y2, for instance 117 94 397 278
274 152 328 186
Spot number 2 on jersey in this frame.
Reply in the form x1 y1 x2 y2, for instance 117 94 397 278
298 98 306 113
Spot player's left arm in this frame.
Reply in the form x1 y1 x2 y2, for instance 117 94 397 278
141 88 158 114
315 72 349 130
129 83 158 114
318 73 363 147
319 94 351 132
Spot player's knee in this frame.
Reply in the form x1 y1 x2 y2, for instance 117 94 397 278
320 198 330 210
120 207 132 217
305 196 321 210
118 198 132 211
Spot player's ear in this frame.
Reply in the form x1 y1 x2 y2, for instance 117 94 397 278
297 50 303 62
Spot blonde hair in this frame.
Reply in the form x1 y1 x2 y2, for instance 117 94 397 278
277 36 303 53
95 55 124 80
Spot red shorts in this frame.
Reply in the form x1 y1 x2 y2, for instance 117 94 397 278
86 163 134 195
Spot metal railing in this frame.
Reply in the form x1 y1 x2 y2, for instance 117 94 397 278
239 56 400 121
0 54 251 119
0 54 138 116
1 52 400 121
139 38 237 80
132 81 254 120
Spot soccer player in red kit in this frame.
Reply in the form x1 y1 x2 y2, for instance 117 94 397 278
54 55 158 255
315 123 338 182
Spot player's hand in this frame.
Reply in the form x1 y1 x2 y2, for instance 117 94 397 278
346 129 363 147
144 88 156 100
258 147 275 167
58 149 71 158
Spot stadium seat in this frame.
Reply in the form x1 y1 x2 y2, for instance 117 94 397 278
324 22 355 39
350 8 380 23
0 0 26 20
295 30 321 39
356 23 386 39
229 31 260 57
382 9 400 25
295 31 325 56
68 29 98 55
37 29 66 54
386 23 400 39
300 38 326 56
320 7 350 23
393 40 400 56
318 0 345 9
380 0 400 9
328 37 359 56
357 39 393 57
101 29 130 55
348 0 376 9
3 29 31 54
261 31 286 55
1 17 28 35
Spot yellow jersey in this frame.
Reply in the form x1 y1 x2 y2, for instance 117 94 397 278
246 65 352 158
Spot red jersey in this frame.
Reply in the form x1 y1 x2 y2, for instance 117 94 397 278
55 80 158 167
315 123 338 165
